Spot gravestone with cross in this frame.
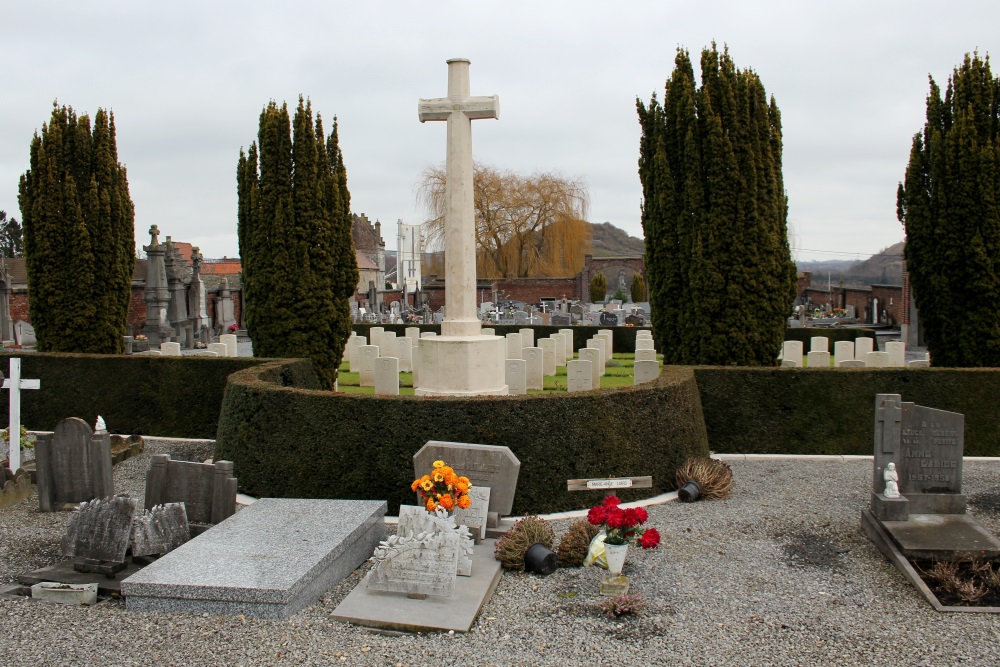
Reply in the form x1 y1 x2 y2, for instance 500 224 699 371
3 357 39 474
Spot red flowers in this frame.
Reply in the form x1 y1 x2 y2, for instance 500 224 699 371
586 495 659 549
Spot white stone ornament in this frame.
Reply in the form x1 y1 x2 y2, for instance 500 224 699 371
883 462 900 498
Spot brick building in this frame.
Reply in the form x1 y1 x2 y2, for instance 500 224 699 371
798 271 904 325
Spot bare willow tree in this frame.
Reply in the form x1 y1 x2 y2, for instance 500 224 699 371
418 162 591 278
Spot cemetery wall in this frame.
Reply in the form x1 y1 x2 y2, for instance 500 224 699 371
215 361 709 514
0 352 267 438
491 277 580 304
694 367 1000 456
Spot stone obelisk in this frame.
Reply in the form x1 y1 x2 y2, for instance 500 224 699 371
414 58 507 396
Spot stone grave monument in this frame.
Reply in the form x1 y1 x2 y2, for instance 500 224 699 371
61 495 138 575
131 503 191 557
35 417 114 512
144 455 237 534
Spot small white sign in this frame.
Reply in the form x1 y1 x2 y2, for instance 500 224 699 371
586 478 633 490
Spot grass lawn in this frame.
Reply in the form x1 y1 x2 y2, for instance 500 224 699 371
338 353 660 395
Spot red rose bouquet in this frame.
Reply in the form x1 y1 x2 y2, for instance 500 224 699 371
587 495 660 548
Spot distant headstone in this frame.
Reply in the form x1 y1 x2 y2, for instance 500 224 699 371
810 336 829 353
586 338 607 376
505 333 523 360
131 503 190 557
482 328 495 337
519 328 535 350
513 311 529 325
781 340 803 367
633 360 660 385
35 417 114 512
14 321 36 347
219 333 238 358
414 441 521 524
369 327 385 351
523 347 544 390
578 348 601 389
807 350 831 368
505 359 526 395
907 359 930 368
599 311 618 326
61 495 137 572
160 342 181 356
566 359 594 392
885 341 906 367
551 314 571 326
375 357 400 396
144 455 237 529
635 339 655 351
208 342 229 357
865 351 890 367
855 337 874 358
558 328 575 355
833 340 854 365
359 345 379 387
539 338 557 376
552 332 568 367
635 349 657 362
597 331 614 360
838 359 866 368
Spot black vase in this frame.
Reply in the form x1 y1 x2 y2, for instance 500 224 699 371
524 543 558 575
678 480 702 502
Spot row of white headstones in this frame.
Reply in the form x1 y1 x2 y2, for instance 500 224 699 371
132 334 240 358
344 328 661 395
781 337 930 368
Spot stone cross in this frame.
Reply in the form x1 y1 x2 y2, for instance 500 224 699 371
418 58 499 338
876 394 902 455
148 224 160 246
3 358 40 473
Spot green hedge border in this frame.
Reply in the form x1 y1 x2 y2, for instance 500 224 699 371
215 361 709 514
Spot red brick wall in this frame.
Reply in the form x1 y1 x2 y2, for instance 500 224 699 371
127 287 146 332
10 292 29 324
493 278 578 304
797 271 813 296
871 285 903 325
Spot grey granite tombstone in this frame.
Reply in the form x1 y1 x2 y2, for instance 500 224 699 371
144 455 236 532
35 417 114 512
453 486 491 544
551 314 571 326
14 320 36 347
414 441 520 529
60 495 138 574
131 503 190 557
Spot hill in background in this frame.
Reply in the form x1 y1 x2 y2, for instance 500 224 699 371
589 221 645 257
797 241 904 286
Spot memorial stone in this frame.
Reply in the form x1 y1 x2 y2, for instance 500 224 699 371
208 342 229 357
505 333 523 360
634 349 657 362
855 336 874 358
61 495 138 570
599 312 618 326
866 351 890 367
551 314 571 326
781 340 803 367
635 339 655 351
540 338 557 376
131 503 190 557
220 333 238 358
393 336 413 372
348 335 366 371
359 345 379 387
375 357 401 396
519 328 534 350
414 441 520 523
35 417 114 512
908 359 930 368
370 327 385 352
453 486 491 543
160 342 181 356
566 360 594 392
552 333 567 367
505 359 526 395
482 328 495 336
558 329 575 355
14 321 36 347
578 347 601 389
807 350 831 368
396 505 474 576
885 341 906 367
366 529 461 598
810 336 829 353
838 360 866 368
833 340 855 366
598 331 614 361
633 360 660 385
523 347 544 390
586 338 607 376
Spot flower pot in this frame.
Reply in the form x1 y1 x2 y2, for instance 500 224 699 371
31 582 98 606
524 543 557 575
678 480 701 502
604 542 629 575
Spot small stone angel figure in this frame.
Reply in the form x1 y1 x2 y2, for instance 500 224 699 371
883 462 900 498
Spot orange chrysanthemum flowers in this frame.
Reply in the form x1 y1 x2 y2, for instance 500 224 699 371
438 494 455 510
457 495 472 510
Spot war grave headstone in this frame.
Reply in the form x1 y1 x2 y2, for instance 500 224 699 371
393 337 413 372
855 336 874 358
35 417 113 512
567 359 594 392
834 340 854 366
160 342 182 356
219 333 238 357
61 495 138 575
540 338 557 376
578 347 601 388
482 328 495 336
866 351 890 367
559 328 575 355
839 360 866 368
635 348 657 363
505 333 522 360
123 498 386 618
382 331 397 358
552 333 567 367
144 455 237 534
369 326 385 351
636 338 655 351
375 357 401 396
523 346 544 390
885 341 906 367
862 394 1000 609
782 340 803 367
519 327 535 349
810 336 829 353
633 360 660 385
208 342 229 357
505 359 527 395
908 359 931 368
358 345 379 387
598 330 614 361
807 350 831 368
586 338 607 375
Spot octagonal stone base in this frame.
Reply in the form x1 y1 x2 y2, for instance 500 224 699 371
415 335 508 397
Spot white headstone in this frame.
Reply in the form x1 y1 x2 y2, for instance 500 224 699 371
405 327 421 346
907 359 930 368
838 359 866 367
381 331 397 356
519 328 535 350
566 360 594 393
522 347 544 390
505 333 523 360
854 337 874 358
865 351 890 368
636 330 653 339
885 341 906 368
369 327 385 351
419 331 437 338
208 342 229 358
3 358 39 474
348 335 366 371
393 336 413 372
781 340 803 367
586 338 607 376
635 349 657 362
505 359 526 395
578 347 601 390
374 357 400 396
482 328 495 336
359 345 379 387
552 333 567 367
558 329 575 355
810 336 829 353
159 342 181 356
598 332 614 361
807 350 831 368
635 339 655 351
833 340 854 366
539 338 557 376
633 360 660 385
220 333 238 358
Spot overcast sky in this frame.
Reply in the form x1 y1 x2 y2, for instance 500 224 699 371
2 1 997 262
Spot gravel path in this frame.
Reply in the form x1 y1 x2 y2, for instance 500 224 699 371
2 445 1000 667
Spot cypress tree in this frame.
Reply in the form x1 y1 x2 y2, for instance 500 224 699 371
898 52 1000 367
589 271 607 303
630 273 647 302
638 45 795 365
18 104 135 353
238 98 358 389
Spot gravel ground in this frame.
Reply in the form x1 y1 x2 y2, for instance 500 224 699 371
2 446 1000 667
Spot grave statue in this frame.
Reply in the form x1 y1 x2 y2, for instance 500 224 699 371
883 462 900 498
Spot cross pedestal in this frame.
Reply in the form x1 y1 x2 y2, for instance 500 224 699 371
415 58 507 396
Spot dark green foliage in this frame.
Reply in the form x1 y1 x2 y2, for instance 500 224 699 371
18 104 135 353
638 45 796 366
897 53 1000 367
238 99 358 390
0 352 273 437
0 211 23 257
694 366 1000 456
215 361 710 514
589 271 607 302
630 273 647 303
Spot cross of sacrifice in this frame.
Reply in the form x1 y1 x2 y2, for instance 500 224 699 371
3 358 40 473
418 58 499 338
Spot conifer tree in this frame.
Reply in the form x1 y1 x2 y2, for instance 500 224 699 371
238 98 358 389
630 273 647 303
589 271 607 303
18 104 135 353
898 53 1000 367
637 45 795 365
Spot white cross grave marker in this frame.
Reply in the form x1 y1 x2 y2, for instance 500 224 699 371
3 358 40 473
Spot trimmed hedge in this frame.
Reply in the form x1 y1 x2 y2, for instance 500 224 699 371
782 327 878 345
352 323 654 353
215 362 709 514
694 366 1000 456
0 352 268 438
